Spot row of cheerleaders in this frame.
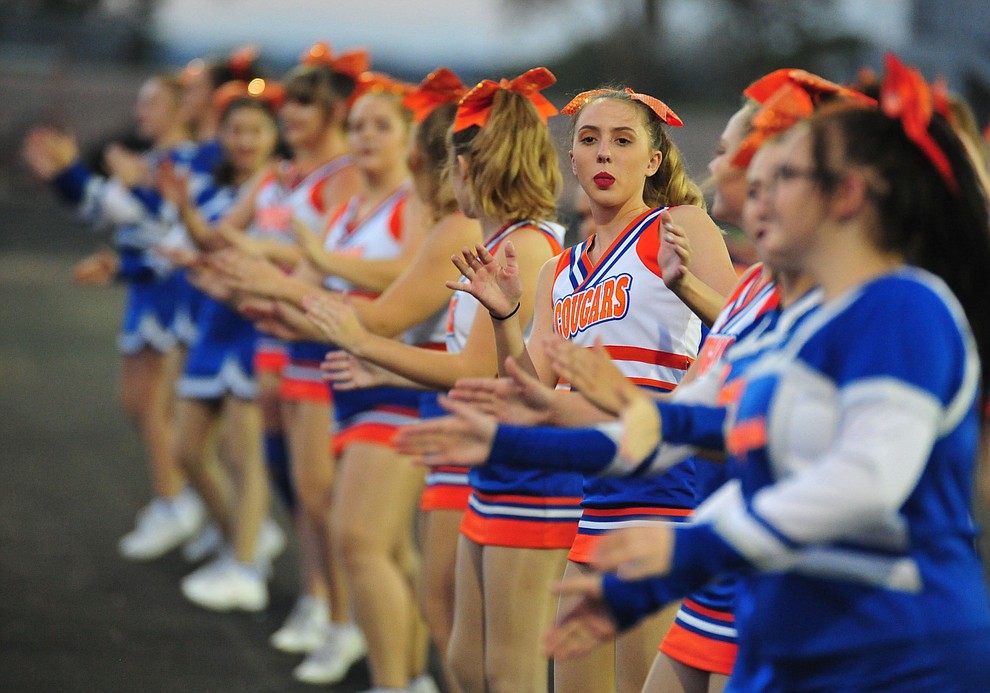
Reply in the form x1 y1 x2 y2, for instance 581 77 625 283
23 38 990 693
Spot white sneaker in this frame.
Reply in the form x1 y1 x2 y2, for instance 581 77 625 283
180 555 268 612
293 623 367 685
256 518 286 564
270 595 329 653
182 522 223 563
118 491 204 561
408 674 441 693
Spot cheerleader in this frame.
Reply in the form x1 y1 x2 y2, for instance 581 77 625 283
156 80 285 611
445 86 737 693
553 56 990 693
22 73 204 561
304 68 584 693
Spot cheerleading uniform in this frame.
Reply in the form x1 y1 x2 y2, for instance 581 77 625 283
604 268 990 692
175 178 259 401
452 221 584 548
249 156 354 376
281 186 418 454
550 207 700 563
50 143 199 355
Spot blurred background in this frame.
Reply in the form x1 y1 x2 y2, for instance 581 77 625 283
1 2 989 691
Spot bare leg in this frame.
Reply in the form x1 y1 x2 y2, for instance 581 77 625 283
641 652 729 693
483 545 569 693
174 398 229 533
221 397 267 563
448 535 486 693
418 508 464 692
332 442 424 688
119 347 183 497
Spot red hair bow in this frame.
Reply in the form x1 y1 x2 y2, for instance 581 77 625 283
402 68 467 123
301 41 370 81
731 84 815 167
880 53 958 194
745 68 875 107
560 88 683 127
212 78 286 115
453 67 558 132
228 44 259 80
349 71 416 107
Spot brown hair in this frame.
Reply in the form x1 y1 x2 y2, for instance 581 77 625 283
449 89 559 223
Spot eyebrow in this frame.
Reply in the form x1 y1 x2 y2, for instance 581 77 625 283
576 124 638 135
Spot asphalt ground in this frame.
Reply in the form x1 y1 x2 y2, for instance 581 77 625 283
3 199 990 693
0 202 377 693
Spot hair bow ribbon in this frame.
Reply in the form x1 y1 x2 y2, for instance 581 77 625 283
301 41 370 81
402 68 467 123
561 88 683 127
453 67 558 132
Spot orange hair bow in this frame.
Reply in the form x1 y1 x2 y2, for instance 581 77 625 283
228 44 259 80
560 88 683 127
745 68 875 107
880 53 958 194
453 67 558 132
402 68 467 123
731 83 815 167
213 78 286 116
349 71 416 107
301 41 370 81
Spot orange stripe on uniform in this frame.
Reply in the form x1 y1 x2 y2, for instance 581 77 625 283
660 622 737 675
726 417 767 457
461 509 579 549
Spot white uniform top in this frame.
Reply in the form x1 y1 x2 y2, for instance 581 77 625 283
321 186 410 295
551 207 699 392
249 156 353 244
445 220 566 354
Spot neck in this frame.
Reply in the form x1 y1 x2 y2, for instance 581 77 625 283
806 220 902 300
361 165 408 203
775 270 815 307
479 216 513 242
295 126 348 171
153 124 188 150
589 197 650 250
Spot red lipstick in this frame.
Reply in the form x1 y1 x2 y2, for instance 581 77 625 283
593 172 615 188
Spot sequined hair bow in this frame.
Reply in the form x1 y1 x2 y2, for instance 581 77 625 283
453 67 558 132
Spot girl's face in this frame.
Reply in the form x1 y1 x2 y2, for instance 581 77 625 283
180 68 213 127
347 94 409 178
569 99 661 211
708 106 751 225
279 97 328 150
135 79 180 141
741 141 784 264
220 105 279 178
761 126 829 271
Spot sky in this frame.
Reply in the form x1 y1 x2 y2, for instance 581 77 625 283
154 0 621 73
154 0 912 75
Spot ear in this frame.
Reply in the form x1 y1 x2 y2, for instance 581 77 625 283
646 149 662 178
569 150 577 176
830 169 871 221
455 153 472 181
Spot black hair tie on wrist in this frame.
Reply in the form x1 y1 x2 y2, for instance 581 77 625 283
490 303 521 321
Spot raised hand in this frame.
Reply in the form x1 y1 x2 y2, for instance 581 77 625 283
447 241 522 319
71 249 118 286
155 159 189 207
544 334 636 416
22 127 79 180
216 222 264 256
208 246 285 298
393 395 497 467
447 355 556 425
658 208 692 289
103 144 150 188
590 523 675 581
291 216 325 263
302 293 369 352
320 350 390 390
544 573 617 660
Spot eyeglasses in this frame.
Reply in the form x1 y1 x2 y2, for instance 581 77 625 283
770 164 821 188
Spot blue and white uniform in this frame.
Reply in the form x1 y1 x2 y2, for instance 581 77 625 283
51 143 199 355
175 177 259 401
604 268 990 692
